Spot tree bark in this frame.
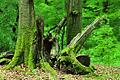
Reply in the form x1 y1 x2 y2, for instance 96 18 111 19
6 0 35 69
65 0 82 44
35 16 44 64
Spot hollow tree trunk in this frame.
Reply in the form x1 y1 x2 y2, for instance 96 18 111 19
6 0 35 69
65 0 82 44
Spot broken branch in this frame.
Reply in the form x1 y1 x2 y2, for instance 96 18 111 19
61 17 105 54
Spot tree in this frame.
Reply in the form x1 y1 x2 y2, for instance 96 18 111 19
6 0 36 69
65 0 82 44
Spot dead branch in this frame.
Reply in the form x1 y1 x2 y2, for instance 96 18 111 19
61 17 105 54
48 17 67 33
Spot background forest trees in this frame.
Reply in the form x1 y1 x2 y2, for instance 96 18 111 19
0 0 120 68
65 0 82 44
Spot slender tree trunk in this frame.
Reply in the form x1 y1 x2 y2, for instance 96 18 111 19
65 0 82 44
6 0 35 69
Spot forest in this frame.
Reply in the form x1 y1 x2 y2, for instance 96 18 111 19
0 0 120 80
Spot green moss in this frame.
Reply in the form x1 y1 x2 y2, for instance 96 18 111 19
28 43 36 69
0 58 11 64
4 35 23 69
40 60 57 76
58 54 93 74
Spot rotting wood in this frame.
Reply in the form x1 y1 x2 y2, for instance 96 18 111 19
61 17 105 54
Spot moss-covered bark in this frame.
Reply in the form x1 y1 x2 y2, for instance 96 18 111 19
58 55 93 74
58 49 94 74
5 0 35 69
0 58 11 64
65 0 82 44
58 17 105 74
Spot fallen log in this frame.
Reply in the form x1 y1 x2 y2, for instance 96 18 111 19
61 17 105 54
0 51 13 59
58 17 106 74
0 51 13 65
0 58 11 65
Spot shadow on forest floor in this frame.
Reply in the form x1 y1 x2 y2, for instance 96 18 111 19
0 64 120 80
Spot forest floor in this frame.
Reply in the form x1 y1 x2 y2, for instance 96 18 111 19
0 64 120 80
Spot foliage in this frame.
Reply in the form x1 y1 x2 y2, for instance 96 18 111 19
79 0 120 66
0 0 18 52
34 0 65 35
80 25 120 66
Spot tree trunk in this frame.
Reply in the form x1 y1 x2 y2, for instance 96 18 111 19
6 0 35 69
35 16 44 64
65 0 82 44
